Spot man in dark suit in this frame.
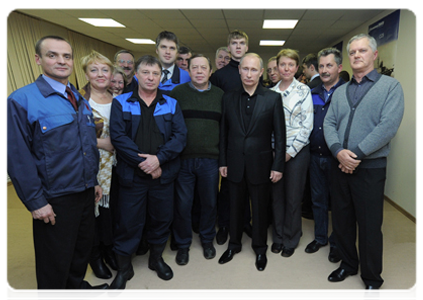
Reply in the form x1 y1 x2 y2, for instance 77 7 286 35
302 53 323 90
218 53 285 271
301 56 321 220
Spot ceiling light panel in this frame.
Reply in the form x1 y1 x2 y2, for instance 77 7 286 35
79 18 125 27
263 19 298 29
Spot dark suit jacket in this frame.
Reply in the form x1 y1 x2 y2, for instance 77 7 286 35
307 75 322 90
219 84 286 185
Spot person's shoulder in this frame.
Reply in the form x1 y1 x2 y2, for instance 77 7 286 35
171 82 190 93
210 84 224 95
178 67 191 81
8 81 38 103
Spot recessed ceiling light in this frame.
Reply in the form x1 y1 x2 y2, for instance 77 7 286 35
126 38 156 45
79 18 125 27
263 19 298 29
260 40 286 46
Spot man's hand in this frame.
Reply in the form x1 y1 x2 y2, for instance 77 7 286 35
285 153 292 162
95 185 103 203
150 167 162 179
336 149 361 171
219 167 228 178
270 170 283 183
32 204 56 225
138 154 160 174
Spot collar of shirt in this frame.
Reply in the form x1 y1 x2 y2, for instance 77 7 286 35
188 81 211 92
42 74 70 96
229 58 240 68
273 78 298 98
241 82 266 97
162 64 175 81
351 68 379 85
310 74 320 82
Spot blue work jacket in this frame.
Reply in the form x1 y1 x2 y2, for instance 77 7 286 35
110 90 187 186
7 75 99 212
158 65 191 95
310 78 345 156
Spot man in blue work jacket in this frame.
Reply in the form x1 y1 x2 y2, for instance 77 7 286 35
7 36 106 289
109 55 187 289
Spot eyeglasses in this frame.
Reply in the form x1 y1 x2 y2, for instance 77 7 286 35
117 59 134 65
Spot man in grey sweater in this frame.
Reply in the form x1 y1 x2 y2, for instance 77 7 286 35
323 33 404 289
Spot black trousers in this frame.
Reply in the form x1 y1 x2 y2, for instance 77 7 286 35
227 177 270 255
330 162 386 288
33 188 95 289
272 145 310 248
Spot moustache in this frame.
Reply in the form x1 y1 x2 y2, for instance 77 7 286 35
123 67 132 71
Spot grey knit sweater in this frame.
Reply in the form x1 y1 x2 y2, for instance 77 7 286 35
323 74 404 168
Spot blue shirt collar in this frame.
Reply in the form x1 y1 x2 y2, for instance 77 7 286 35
42 74 70 96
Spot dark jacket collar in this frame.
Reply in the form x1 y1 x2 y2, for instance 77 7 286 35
312 77 346 95
170 65 182 84
35 75 79 99
127 85 166 105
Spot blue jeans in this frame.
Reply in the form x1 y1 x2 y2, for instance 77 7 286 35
173 158 219 248
309 154 336 246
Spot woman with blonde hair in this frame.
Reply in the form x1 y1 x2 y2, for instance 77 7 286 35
80 50 117 279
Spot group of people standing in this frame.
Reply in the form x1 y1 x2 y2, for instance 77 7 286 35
7 27 404 291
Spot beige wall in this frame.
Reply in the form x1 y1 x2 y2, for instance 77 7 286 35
330 9 416 217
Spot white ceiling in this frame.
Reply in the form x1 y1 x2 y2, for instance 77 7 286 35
16 9 386 58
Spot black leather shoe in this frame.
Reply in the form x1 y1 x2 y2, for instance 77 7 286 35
202 243 216 259
149 258 173 280
80 281 109 289
328 247 341 263
243 223 253 238
271 243 283 254
218 249 240 264
90 258 112 279
216 227 229 245
364 285 379 300
305 240 327 254
255 254 267 271
110 254 134 289
176 248 189 265
328 267 357 282
84 283 109 299
281 247 295 257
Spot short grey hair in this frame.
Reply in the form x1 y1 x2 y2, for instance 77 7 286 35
318 48 342 66
239 53 263 69
215 46 230 59
346 33 378 53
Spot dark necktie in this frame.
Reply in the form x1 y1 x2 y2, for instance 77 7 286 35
161 69 170 84
65 86 78 111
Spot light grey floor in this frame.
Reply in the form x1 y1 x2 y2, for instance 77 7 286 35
6 184 416 299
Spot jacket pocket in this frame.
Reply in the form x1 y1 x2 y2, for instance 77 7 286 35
39 114 79 153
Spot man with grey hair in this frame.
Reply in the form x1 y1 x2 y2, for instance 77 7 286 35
215 46 231 70
218 53 285 271
324 34 404 289
304 48 345 262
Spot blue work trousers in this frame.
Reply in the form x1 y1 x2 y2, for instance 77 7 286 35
113 175 174 257
173 158 219 248
309 154 336 246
